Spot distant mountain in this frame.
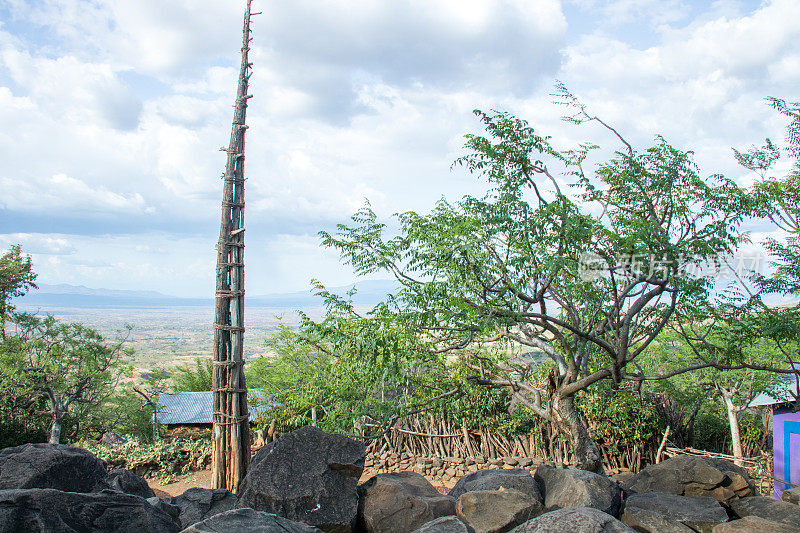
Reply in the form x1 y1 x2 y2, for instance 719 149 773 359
36 283 171 299
16 280 399 310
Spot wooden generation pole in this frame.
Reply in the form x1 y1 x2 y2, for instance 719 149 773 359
212 0 256 492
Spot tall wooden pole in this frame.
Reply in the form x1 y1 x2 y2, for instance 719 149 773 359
212 0 255 492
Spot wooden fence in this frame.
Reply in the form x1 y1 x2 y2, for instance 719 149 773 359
362 415 657 474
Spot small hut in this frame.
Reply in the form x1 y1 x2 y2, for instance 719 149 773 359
750 378 800 499
156 390 271 430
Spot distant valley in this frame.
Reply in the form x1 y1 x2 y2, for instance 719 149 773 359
13 280 397 372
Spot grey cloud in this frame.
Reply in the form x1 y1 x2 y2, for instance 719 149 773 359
255 1 566 123
96 85 142 131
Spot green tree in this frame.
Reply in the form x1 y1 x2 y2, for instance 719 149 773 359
635 99 800 463
742 98 800 366
645 323 780 464
172 358 213 392
0 245 37 339
249 323 439 434
105 368 169 443
0 314 130 444
305 88 746 472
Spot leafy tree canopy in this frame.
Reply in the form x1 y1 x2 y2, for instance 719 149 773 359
297 87 748 472
0 314 130 444
0 245 37 337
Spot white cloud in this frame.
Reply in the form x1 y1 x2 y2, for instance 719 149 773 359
568 0 689 27
0 173 150 215
558 0 800 176
0 234 76 255
0 48 142 130
1 0 798 296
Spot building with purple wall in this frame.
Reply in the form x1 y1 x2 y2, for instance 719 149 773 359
751 380 800 499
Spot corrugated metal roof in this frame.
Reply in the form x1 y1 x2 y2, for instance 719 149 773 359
750 379 800 407
156 390 272 425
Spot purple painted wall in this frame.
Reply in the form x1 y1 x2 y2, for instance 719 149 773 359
773 406 800 499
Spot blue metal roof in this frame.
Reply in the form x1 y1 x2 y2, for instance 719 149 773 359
750 378 800 407
156 390 272 425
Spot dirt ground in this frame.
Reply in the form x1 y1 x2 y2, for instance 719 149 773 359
148 468 212 498
147 467 453 497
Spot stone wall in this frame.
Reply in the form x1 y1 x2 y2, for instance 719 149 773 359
363 451 544 485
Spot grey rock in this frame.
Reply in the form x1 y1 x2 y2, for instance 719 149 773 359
712 515 800 533
730 496 800 529
508 507 636 532
357 471 455 533
96 468 155 499
609 471 634 486
620 508 694 533
783 488 800 506
621 492 728 533
180 508 321 532
621 455 755 505
236 426 365 532
148 496 182 527
0 488 179 533
449 469 542 503
534 465 621 517
456 489 544 533
0 443 108 493
411 516 471 533
166 487 236 529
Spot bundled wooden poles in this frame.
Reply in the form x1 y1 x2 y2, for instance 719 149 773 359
212 0 255 493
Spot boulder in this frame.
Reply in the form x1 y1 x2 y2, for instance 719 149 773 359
449 469 542 502
712 515 800 533
534 465 621 517
0 443 108 493
621 455 754 505
620 509 694 533
508 507 636 532
148 496 182 527
96 468 155 499
166 487 236 529
783 488 800 505
0 488 179 533
357 471 455 533
411 516 471 533
730 496 800 529
236 426 365 532
456 489 544 533
179 508 321 532
620 492 728 533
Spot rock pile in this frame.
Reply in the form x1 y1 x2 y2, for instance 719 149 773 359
2 434 800 533
620 454 755 505
0 443 179 533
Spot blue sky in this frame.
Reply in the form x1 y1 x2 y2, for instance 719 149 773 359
0 0 797 297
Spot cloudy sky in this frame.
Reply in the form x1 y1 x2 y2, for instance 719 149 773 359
0 0 798 297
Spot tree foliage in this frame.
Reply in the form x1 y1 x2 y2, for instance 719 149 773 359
172 358 213 392
0 245 36 338
0 314 130 444
303 89 747 472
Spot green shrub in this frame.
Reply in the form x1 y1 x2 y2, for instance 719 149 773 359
82 437 211 484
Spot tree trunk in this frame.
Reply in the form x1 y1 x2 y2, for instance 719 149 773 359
49 410 63 444
721 388 744 466
551 393 603 474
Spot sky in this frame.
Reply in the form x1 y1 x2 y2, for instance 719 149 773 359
0 0 798 298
